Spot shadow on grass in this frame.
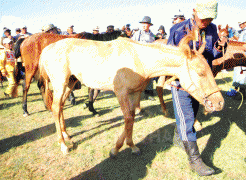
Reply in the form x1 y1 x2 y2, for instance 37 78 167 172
195 90 246 173
70 122 176 180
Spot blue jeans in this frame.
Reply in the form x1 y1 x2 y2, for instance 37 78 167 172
171 86 199 141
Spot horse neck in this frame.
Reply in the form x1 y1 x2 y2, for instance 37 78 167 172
138 44 185 78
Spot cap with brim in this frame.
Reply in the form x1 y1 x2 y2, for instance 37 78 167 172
195 0 218 19
139 16 153 26
16 28 21 31
107 25 114 30
3 38 13 44
22 26 27 29
4 29 11 33
238 21 246 25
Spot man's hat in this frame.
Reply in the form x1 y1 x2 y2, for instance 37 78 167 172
172 10 185 19
69 25 74 28
21 25 27 29
158 25 165 32
93 26 99 31
3 38 13 44
16 28 21 31
4 28 11 33
139 16 153 26
126 24 130 28
42 24 56 32
195 0 218 19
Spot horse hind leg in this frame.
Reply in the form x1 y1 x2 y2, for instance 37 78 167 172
110 91 141 158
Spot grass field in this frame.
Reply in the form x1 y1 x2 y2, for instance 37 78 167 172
0 70 245 180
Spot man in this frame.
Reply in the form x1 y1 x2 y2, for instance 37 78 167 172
131 16 156 100
0 38 18 98
156 25 167 40
62 25 76 36
231 20 246 99
92 26 100 35
1 29 14 46
19 26 32 39
172 9 186 25
167 0 227 176
42 24 59 34
14 28 21 42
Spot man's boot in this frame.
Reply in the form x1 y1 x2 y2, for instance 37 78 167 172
183 141 215 176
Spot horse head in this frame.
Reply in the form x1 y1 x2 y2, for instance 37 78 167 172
218 24 229 39
178 30 224 113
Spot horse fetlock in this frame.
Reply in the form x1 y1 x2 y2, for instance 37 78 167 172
62 132 70 141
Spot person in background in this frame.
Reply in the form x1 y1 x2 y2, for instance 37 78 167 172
62 25 77 36
0 38 18 98
42 24 59 34
1 29 14 46
106 25 114 33
231 20 246 99
172 9 186 25
13 28 21 42
18 26 32 39
167 0 227 176
131 16 156 100
92 26 100 35
155 25 167 40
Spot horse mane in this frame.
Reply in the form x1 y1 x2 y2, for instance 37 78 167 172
178 29 196 59
75 30 122 41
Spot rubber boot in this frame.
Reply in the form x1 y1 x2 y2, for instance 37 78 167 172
183 141 215 176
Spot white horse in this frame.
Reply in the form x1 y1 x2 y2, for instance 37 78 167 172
39 32 224 155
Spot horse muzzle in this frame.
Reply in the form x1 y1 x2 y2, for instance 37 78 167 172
203 91 224 113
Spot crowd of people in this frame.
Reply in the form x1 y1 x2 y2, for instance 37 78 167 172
0 0 246 177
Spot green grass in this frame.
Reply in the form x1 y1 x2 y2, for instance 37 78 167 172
0 71 246 180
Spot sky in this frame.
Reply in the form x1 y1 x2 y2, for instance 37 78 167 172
0 0 246 36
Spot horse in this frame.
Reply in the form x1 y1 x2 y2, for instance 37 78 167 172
38 30 224 155
14 31 122 116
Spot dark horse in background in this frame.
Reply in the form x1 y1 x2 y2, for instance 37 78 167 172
14 31 122 116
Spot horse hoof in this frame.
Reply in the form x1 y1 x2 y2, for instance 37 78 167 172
131 146 141 156
109 148 118 159
61 143 69 155
23 112 29 117
83 103 88 109
71 99 76 106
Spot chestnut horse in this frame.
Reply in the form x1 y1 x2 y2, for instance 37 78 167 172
39 31 224 155
14 31 122 116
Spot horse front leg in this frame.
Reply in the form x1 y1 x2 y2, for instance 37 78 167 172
110 91 141 158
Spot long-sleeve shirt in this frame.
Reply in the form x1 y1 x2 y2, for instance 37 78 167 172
131 29 155 44
167 18 226 68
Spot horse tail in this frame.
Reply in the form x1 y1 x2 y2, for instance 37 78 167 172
14 38 25 59
38 61 53 111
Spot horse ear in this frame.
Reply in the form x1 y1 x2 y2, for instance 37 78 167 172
226 24 229 30
182 45 192 59
218 25 221 31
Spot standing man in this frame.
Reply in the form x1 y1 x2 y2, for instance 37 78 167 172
131 16 156 100
167 0 227 176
